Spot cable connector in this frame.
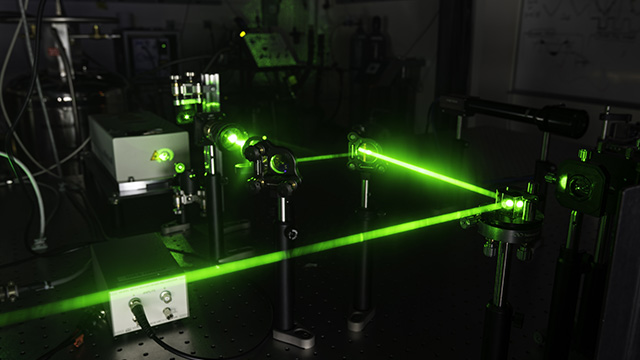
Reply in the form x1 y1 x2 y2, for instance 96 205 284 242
128 297 154 338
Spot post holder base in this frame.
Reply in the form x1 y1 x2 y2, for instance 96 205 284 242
347 308 375 332
273 326 315 349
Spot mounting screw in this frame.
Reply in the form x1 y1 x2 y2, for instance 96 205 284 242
460 216 478 229
517 245 532 261
286 227 299 241
483 240 497 258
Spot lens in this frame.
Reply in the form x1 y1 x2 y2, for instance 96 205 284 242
269 154 290 174
359 142 380 163
569 175 592 200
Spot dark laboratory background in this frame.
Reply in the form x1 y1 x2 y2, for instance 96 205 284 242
0 0 639 359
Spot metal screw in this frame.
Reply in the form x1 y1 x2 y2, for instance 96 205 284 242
517 245 532 261
483 240 497 258
286 228 299 241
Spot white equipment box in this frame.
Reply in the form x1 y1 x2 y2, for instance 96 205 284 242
89 112 189 183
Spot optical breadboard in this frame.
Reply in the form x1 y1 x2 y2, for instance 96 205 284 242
89 111 189 183
91 234 189 336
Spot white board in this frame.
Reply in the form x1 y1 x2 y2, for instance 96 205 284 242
513 0 640 106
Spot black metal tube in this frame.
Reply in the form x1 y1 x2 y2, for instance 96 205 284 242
439 96 589 138
545 211 583 360
275 198 294 331
481 302 512 360
354 176 373 312
544 247 582 360
468 98 589 138
572 215 610 358
354 209 373 312
205 145 224 262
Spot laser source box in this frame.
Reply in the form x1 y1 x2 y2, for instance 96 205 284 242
89 112 189 183
91 234 189 336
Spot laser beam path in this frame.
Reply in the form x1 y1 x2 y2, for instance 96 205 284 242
297 153 349 163
358 148 496 199
0 203 500 327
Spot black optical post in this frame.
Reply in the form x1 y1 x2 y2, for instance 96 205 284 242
204 143 225 262
346 131 386 332
543 210 583 359
244 139 315 349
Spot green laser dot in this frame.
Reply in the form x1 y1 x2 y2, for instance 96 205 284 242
504 199 514 209
227 133 238 144
175 163 186 173
357 148 495 199
516 200 524 208
0 203 500 326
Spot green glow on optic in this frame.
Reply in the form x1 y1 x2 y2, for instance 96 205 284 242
0 203 500 326
516 200 524 208
358 148 496 199
175 163 186 174
151 148 174 162
503 199 514 209
180 99 199 106
227 133 238 144
559 175 568 191
297 153 349 163
184 114 190 120
270 155 288 174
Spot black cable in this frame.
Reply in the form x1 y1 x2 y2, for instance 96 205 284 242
0 240 102 269
35 329 81 360
4 0 48 181
35 308 107 360
202 47 232 73
130 298 270 360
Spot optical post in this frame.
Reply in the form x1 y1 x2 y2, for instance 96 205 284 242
345 131 387 332
170 73 250 263
243 139 315 349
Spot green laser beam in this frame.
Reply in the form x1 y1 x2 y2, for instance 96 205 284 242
0 203 500 327
358 148 496 199
297 153 349 163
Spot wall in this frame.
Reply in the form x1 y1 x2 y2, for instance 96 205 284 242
470 0 640 147
0 0 439 134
